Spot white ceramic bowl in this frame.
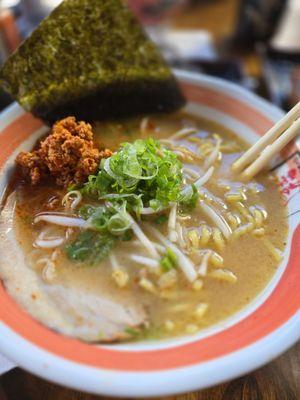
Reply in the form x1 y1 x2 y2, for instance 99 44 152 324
0 70 299 397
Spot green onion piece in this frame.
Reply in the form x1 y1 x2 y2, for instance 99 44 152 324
160 248 178 272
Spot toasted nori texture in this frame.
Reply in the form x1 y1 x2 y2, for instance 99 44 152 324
0 0 185 124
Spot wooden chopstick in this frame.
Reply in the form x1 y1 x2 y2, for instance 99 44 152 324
241 117 300 179
232 102 300 174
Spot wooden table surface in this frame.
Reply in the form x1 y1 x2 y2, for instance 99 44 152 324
0 0 299 399
0 341 299 399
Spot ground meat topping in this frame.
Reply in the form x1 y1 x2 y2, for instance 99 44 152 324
16 116 112 187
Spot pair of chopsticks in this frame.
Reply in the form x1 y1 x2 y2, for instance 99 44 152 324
232 102 300 179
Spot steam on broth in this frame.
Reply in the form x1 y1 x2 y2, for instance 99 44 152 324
2 113 288 342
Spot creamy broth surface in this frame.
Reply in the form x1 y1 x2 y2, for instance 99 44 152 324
11 113 288 341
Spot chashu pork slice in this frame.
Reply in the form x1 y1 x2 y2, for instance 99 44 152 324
44 284 147 342
0 193 147 342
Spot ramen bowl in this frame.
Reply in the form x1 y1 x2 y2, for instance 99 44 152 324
0 70 299 396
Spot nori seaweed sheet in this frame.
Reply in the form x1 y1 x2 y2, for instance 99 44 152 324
0 0 185 123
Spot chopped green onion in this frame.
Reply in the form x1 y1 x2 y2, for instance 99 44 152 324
160 248 178 272
154 214 168 225
80 138 184 211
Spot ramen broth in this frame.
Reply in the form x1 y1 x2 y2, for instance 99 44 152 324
11 113 288 340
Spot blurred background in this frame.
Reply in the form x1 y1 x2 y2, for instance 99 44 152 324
1 0 300 111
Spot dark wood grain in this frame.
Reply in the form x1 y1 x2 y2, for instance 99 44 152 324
0 342 299 400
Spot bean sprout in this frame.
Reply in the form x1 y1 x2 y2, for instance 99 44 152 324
176 222 186 249
130 255 159 268
145 224 197 282
34 214 87 228
183 167 201 180
140 117 155 135
34 238 65 248
62 190 82 210
126 213 159 259
109 254 129 287
198 251 211 276
169 127 198 140
132 240 165 253
168 203 178 242
140 206 166 215
181 167 214 196
37 258 57 283
199 200 232 239
34 226 68 248
204 135 222 169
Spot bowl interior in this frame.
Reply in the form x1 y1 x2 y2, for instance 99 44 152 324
0 71 299 396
